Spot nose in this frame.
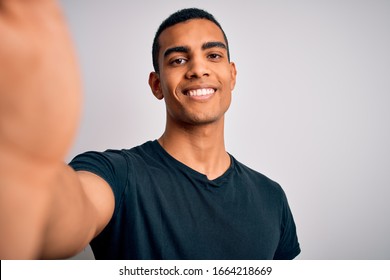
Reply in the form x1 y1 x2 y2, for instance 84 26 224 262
185 55 209 79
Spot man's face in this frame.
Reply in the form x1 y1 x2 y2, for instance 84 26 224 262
149 19 237 126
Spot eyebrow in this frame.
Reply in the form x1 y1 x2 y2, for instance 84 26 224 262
202 41 227 51
163 46 189 58
163 41 227 58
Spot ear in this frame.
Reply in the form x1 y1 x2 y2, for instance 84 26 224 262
229 62 237 91
149 72 164 100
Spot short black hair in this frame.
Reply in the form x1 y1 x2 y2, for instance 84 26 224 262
152 8 230 73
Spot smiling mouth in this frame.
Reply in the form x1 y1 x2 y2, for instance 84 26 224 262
185 88 216 97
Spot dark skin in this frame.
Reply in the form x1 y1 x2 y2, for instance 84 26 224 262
149 19 237 179
0 2 236 259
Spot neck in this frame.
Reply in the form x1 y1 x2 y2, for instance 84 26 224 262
158 117 230 180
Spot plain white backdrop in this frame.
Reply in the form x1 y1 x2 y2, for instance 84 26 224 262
59 0 390 260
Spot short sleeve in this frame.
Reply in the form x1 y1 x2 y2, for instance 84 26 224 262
69 150 129 216
273 191 301 260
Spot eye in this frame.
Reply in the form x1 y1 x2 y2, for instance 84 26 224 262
170 57 187 66
207 53 223 61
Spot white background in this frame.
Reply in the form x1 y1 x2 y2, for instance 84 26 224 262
59 0 390 260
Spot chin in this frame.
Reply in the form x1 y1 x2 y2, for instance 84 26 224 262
185 114 223 126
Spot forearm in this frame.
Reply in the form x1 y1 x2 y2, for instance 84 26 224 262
0 0 89 259
40 164 99 259
0 157 54 259
0 150 97 259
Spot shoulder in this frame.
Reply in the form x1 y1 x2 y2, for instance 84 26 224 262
69 141 155 168
68 141 157 215
68 141 157 188
232 156 286 199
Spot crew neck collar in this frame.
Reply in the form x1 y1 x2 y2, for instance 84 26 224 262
151 140 235 185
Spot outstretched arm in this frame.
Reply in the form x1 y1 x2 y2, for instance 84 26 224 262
0 0 114 259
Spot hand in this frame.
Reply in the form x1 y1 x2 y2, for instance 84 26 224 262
0 0 81 163
0 0 82 259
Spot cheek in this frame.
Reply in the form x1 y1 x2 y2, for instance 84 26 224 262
222 77 235 93
160 73 180 94
160 79 181 107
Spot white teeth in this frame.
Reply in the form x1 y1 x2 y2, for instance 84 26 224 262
187 88 215 96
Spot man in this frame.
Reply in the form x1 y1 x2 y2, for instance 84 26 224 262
0 1 300 259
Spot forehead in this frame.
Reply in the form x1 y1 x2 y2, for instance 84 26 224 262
158 19 226 53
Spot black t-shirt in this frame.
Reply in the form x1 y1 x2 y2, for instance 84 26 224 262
69 140 300 259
